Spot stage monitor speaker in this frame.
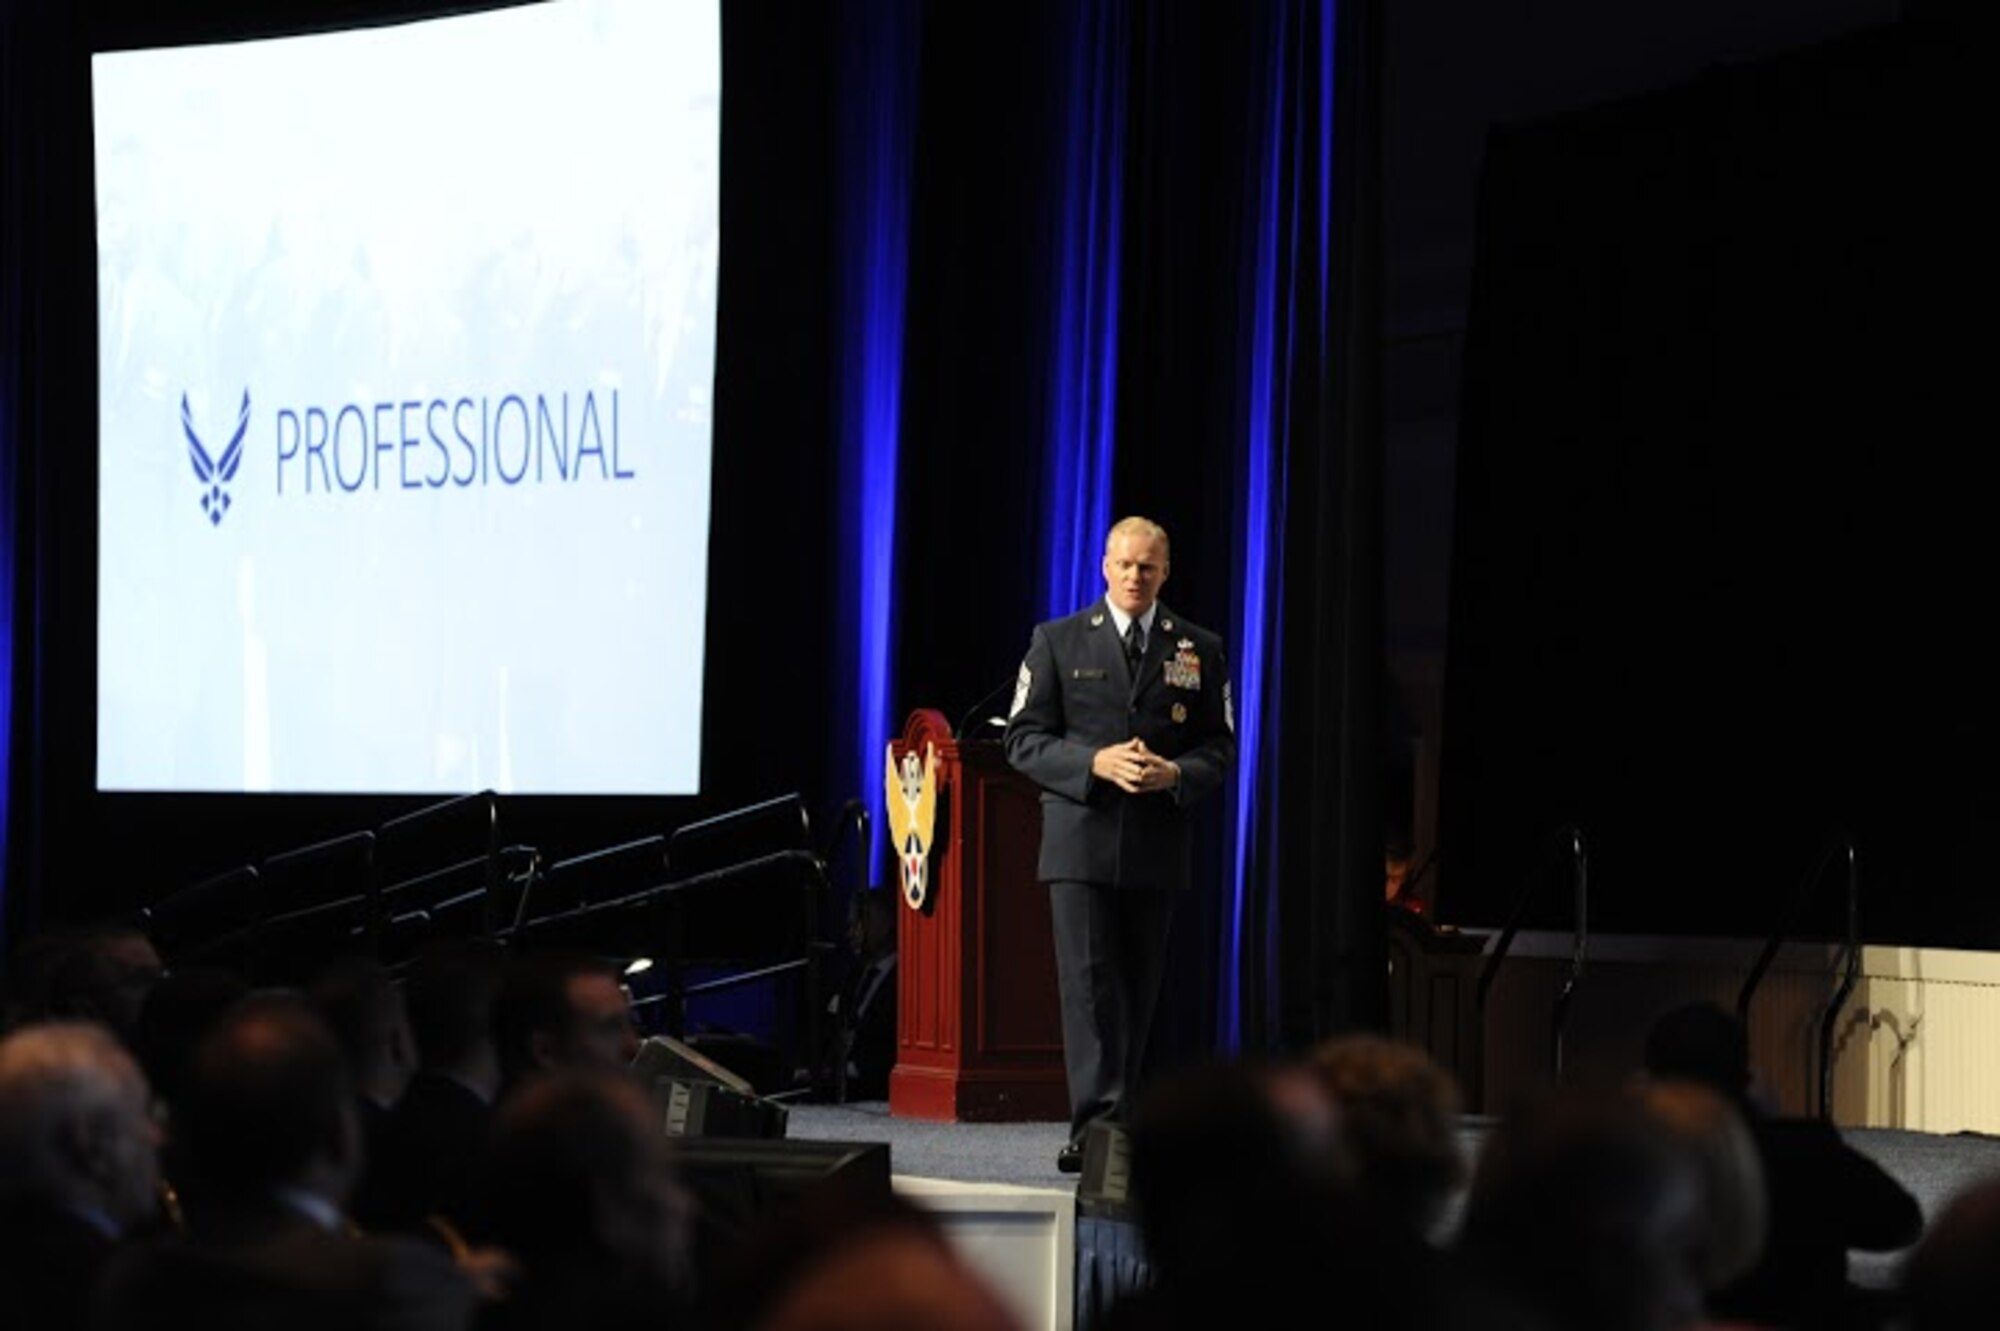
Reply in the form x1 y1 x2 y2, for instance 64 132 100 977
662 1077 789 1140
633 1033 757 1096
1076 1119 1133 1220
676 1136 892 1284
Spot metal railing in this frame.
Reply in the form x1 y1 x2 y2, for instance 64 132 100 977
1472 824 1589 1111
1737 835 1859 1120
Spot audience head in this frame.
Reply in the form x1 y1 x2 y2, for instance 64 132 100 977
131 963 252 1117
1899 1174 2000 1330
715 1181 1022 1331
0 1019 162 1230
1307 1032 1466 1241
1124 1055 1358 1317
4 918 164 1049
493 948 640 1084
1643 1001 1753 1103
308 954 416 1110
480 1067 691 1285
177 990 361 1206
403 937 507 1083
1628 1077 1767 1292
1457 1088 1708 1331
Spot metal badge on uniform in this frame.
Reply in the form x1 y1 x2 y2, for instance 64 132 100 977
1161 619 1174 632
1090 613 1105 627
1171 702 1188 723
1163 643 1202 690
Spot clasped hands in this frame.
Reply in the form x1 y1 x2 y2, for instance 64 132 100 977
1092 738 1179 794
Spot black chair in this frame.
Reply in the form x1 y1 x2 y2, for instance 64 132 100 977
260 830 376 915
667 794 814 880
145 864 260 971
249 831 377 985
648 848 828 1100
511 835 670 935
374 791 536 963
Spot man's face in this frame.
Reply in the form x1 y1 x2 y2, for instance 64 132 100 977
560 973 641 1073
88 933 165 1040
1102 529 1169 616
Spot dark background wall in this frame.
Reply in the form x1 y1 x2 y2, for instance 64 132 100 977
1378 0 1993 946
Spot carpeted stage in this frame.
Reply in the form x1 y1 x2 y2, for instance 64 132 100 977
781 1102 2000 1331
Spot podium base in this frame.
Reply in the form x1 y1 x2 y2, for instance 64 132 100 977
889 1063 1070 1122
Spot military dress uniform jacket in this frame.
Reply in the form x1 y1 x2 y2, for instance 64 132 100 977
1004 600 1235 891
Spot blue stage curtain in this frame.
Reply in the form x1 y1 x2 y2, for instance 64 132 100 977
833 0 921 884
1255 0 1389 1043
0 0 60 950
1022 0 1384 1048
1040 0 1127 620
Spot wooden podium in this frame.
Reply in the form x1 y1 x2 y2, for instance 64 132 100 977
887 708 1069 1121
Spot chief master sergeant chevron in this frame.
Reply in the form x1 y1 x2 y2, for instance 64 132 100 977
1003 515 1235 1174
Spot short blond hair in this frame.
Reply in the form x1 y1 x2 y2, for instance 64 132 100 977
1106 515 1170 560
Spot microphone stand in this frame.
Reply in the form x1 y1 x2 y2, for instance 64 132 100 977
954 674 1019 741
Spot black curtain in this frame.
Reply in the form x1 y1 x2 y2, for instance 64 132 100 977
1441 15 1987 947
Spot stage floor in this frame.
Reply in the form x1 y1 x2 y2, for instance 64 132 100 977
786 1101 1076 1189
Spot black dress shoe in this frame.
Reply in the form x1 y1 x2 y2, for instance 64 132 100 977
1057 1141 1084 1174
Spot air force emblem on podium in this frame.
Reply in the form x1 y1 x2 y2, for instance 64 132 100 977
885 741 939 909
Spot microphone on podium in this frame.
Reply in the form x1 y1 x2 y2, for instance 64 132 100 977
955 672 1021 741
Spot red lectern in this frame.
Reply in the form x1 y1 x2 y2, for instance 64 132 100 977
887 708 1068 1121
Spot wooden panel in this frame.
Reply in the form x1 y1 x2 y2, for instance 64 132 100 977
1474 932 2000 1132
974 776 1060 1056
890 712 1067 1121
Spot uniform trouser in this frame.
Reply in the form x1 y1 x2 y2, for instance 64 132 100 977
1048 880 1177 1143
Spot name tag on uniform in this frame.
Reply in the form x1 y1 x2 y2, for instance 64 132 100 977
1071 668 1109 681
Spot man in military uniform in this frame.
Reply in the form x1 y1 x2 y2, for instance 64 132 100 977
1004 515 1235 1173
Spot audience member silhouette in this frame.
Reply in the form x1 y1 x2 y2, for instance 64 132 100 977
491 948 641 1097
823 887 898 1101
357 938 506 1240
1896 1173 2000 1330
1627 1077 1769 1305
707 1175 1020 1331
1643 1000 1922 1330
0 1021 164 1331
1457 1087 1710 1331
307 955 416 1190
1307 1032 1468 1244
130 965 251 1116
90 991 477 1331
2 919 164 1051
472 1068 697 1331
127 963 251 1232
1106 1054 1471 1331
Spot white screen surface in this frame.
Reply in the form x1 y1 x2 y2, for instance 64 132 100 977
93 0 717 795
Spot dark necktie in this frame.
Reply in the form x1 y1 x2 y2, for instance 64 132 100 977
1123 618 1144 678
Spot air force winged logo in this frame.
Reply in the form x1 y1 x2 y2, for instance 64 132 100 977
182 389 250 526
884 741 939 909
